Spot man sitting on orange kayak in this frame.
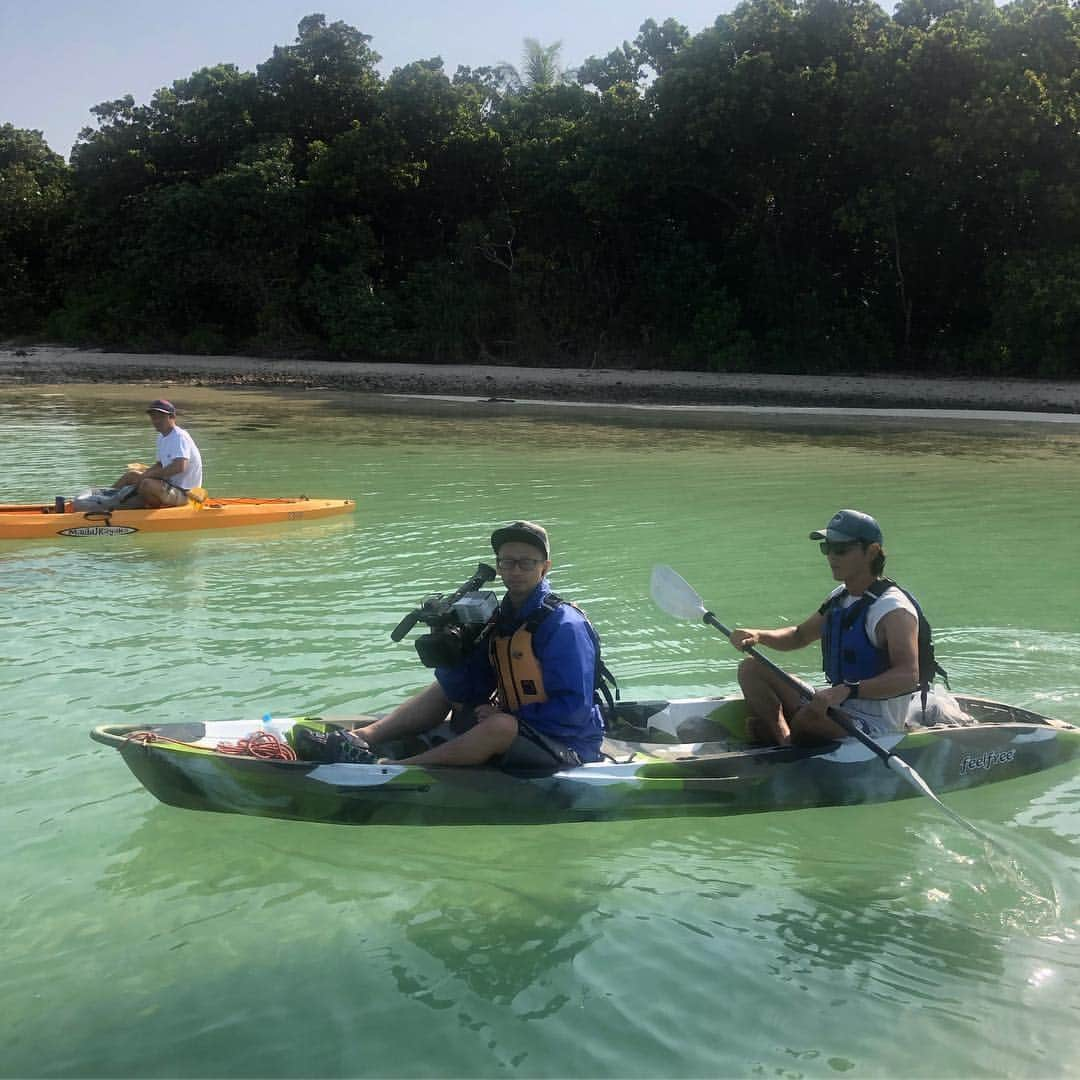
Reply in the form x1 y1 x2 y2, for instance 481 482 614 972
112 399 204 509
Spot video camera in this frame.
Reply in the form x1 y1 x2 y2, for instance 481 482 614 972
390 563 500 668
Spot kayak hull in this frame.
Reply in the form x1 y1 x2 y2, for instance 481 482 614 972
0 497 355 539
89 697 1080 826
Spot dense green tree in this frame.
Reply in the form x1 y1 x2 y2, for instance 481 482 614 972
579 16 692 92
0 126 71 332
10 3 1080 375
577 44 644 92
256 13 382 157
148 65 263 180
635 16 692 75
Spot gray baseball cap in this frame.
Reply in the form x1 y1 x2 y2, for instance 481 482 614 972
809 509 883 544
491 520 549 558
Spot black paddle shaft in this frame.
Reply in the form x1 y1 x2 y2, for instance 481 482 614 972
701 610 893 764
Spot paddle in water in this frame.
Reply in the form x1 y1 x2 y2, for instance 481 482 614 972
649 563 994 842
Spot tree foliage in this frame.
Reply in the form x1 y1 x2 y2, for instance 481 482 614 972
0 125 71 331
4 4 1080 376
497 39 576 93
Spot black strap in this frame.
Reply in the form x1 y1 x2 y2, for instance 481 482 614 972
877 578 951 710
522 591 565 633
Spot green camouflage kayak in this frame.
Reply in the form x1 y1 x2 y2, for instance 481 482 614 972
89 696 1080 826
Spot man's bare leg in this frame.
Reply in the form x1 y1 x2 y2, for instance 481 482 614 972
360 682 453 746
393 710 517 766
788 705 848 744
113 467 147 488
736 658 804 746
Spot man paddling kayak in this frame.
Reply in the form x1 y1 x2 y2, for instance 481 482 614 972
331 520 608 768
111 399 203 508
729 509 951 746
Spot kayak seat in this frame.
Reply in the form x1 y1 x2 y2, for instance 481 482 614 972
604 700 674 742
676 701 753 744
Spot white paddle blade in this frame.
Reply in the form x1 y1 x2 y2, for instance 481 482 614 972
650 564 707 621
885 757 993 842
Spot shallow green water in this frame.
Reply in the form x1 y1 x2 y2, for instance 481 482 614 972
3 386 1080 1079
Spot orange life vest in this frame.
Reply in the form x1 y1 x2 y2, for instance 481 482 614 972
490 623 548 712
489 592 618 717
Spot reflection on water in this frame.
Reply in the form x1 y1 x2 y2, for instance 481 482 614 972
4 387 1080 1078
66 791 1080 1077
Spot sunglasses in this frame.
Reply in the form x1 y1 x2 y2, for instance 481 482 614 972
819 540 863 556
496 557 543 571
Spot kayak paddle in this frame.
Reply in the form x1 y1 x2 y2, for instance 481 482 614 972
649 563 991 841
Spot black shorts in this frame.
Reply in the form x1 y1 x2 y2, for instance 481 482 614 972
501 718 583 771
451 707 582 771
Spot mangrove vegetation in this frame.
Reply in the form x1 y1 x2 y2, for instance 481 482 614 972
2 0 1079 376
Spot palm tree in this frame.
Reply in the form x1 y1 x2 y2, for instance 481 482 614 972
496 38 574 93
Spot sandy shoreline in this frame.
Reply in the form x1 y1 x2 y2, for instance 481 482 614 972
3 343 1080 414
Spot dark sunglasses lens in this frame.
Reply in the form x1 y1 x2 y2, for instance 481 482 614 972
821 541 858 555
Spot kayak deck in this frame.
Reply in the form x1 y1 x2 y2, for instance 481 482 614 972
0 496 355 538
89 696 1080 827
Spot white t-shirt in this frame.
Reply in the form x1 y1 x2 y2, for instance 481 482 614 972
825 583 918 647
822 583 919 735
156 425 203 491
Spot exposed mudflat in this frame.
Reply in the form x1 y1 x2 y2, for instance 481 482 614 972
3 344 1079 417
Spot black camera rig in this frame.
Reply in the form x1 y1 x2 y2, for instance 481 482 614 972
391 563 500 668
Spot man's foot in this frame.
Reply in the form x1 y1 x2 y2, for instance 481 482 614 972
745 716 792 747
294 726 376 764
332 730 377 763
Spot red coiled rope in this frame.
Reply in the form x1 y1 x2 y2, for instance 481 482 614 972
215 730 297 760
125 728 297 760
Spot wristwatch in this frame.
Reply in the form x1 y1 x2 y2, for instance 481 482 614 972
843 681 861 699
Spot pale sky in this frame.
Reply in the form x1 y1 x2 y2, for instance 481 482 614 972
1 1 735 160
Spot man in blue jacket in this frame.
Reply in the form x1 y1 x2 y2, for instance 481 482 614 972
353 520 606 767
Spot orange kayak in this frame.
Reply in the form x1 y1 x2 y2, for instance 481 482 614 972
0 496 355 539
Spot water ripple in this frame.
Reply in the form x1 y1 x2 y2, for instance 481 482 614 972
4 389 1080 1078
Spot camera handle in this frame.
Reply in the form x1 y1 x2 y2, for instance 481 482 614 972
449 562 497 601
390 562 497 641
390 609 422 641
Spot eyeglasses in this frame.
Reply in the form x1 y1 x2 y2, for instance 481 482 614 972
496 557 543 571
820 540 863 556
